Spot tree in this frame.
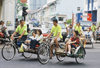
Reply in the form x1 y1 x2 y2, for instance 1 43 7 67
16 0 28 19
66 19 72 24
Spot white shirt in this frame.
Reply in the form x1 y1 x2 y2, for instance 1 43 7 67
35 34 43 41
29 34 43 41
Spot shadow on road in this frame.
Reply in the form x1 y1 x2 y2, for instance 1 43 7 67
85 47 94 49
57 62 86 66
48 61 87 67
15 58 38 62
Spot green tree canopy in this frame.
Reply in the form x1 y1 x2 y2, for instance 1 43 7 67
66 19 72 24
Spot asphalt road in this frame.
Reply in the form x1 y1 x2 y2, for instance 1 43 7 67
0 43 100 68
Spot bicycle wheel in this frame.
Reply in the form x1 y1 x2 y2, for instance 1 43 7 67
22 52 32 59
56 54 65 62
38 43 50 64
75 47 86 64
1 43 16 61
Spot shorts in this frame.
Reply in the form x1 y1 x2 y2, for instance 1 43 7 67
50 37 61 45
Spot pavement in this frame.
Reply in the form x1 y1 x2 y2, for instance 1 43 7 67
0 43 100 68
0 45 3 48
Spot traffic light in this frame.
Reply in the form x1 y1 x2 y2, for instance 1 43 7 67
22 7 28 16
22 7 28 21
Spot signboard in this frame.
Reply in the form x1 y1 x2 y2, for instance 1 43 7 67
6 21 13 26
20 0 27 3
76 13 83 22
87 13 92 21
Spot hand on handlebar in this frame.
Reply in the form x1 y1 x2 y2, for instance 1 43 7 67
18 36 22 39
11 35 14 40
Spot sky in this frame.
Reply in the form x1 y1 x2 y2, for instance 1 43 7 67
56 0 84 19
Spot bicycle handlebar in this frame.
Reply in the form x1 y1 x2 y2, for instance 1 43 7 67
13 37 19 39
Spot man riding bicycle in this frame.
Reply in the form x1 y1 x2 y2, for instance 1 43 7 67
74 23 86 48
91 23 96 40
47 19 63 59
11 20 28 45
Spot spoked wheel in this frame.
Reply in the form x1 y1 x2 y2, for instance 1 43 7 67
56 43 65 62
75 57 84 64
22 52 32 59
38 43 50 64
1 44 16 61
75 47 86 64
56 54 65 62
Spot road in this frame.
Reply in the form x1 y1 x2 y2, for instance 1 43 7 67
0 43 100 68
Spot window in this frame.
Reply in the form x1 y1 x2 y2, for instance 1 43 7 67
59 17 64 21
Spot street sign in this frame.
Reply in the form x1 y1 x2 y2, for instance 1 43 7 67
20 0 27 3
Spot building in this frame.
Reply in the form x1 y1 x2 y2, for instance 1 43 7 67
0 0 16 30
31 0 84 24
84 0 100 24
47 0 55 3
28 0 47 10
0 0 2 19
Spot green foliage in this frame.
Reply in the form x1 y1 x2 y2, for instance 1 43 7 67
16 0 28 19
66 19 72 24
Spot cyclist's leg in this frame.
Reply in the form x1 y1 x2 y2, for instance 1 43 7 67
50 38 55 59
50 45 53 59
82 36 87 48
92 32 95 40
54 38 59 48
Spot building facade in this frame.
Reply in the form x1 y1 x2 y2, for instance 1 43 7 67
0 0 16 30
31 0 84 24
84 0 100 24
28 0 47 10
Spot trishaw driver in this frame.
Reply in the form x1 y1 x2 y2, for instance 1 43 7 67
11 20 28 42
47 19 63 59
